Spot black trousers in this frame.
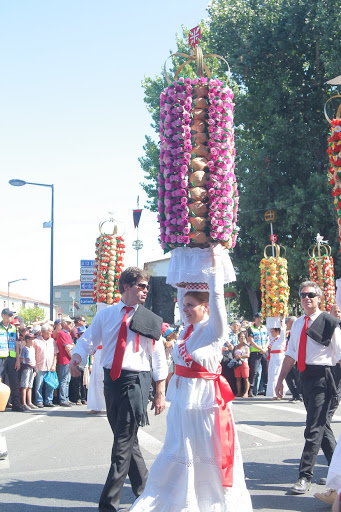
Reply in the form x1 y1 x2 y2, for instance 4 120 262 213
0 356 20 407
99 371 148 512
285 364 302 399
299 366 337 480
249 351 268 390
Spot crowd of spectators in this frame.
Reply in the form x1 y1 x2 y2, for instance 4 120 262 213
0 309 90 412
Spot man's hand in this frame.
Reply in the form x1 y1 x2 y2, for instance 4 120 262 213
15 359 20 371
69 354 82 377
275 380 283 400
151 390 166 415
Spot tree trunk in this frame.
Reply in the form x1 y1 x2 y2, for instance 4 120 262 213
245 282 260 316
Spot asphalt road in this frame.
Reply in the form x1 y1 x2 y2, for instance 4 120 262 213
1 396 340 512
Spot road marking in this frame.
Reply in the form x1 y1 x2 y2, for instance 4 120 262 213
235 423 289 442
0 407 61 433
138 429 164 456
253 403 341 421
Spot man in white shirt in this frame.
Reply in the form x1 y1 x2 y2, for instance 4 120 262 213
276 281 341 495
69 267 168 512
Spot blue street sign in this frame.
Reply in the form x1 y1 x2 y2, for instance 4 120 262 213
80 298 95 305
80 260 95 267
80 282 94 290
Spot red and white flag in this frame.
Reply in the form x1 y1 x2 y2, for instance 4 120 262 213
188 26 201 47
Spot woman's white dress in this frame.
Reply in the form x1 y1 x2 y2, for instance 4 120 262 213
87 347 106 412
131 257 252 512
327 432 341 493
266 331 288 398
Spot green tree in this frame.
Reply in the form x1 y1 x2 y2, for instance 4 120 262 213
140 2 341 316
17 306 46 326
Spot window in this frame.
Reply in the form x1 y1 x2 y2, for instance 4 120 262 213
84 306 90 312
69 305 73 313
69 291 76 299
55 291 61 299
11 303 14 309
22 301 26 308
3 301 6 308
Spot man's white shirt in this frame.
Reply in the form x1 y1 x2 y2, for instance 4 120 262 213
72 301 168 382
286 309 341 365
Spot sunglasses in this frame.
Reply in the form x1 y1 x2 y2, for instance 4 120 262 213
135 283 150 292
300 292 317 299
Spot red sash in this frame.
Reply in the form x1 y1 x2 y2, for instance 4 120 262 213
175 339 235 487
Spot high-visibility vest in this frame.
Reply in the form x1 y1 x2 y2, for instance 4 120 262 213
0 322 17 358
249 325 268 353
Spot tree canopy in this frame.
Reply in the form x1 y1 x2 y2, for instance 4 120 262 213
140 0 341 317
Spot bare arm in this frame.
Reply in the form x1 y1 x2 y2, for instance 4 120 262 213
151 379 166 415
69 353 82 377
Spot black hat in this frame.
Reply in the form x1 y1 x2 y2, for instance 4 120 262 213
254 312 262 318
2 308 15 317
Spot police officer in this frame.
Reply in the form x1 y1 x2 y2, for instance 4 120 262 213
0 308 25 412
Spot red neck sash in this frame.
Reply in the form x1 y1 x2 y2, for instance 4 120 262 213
175 338 235 488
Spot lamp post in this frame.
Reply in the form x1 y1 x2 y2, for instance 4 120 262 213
8 278 27 308
9 179 54 321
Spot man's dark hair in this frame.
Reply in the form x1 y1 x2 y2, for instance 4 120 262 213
74 315 85 324
119 267 149 294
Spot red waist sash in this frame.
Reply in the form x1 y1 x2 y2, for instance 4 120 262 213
175 362 235 487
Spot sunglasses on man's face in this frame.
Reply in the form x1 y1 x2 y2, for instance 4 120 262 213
300 292 317 299
135 283 150 292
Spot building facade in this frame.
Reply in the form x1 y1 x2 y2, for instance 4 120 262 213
0 291 50 320
53 280 92 317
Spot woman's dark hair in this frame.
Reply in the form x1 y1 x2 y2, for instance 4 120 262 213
238 330 247 340
118 267 149 294
184 291 209 304
272 327 281 333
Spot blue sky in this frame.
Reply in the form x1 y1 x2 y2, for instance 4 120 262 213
0 0 210 303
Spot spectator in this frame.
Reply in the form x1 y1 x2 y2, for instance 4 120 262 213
70 316 86 342
0 308 25 412
233 330 250 397
52 319 62 340
69 325 88 405
163 327 178 390
33 323 58 408
20 333 38 410
248 313 269 397
56 316 74 407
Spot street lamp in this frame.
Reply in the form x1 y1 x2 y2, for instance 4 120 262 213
9 179 54 321
8 278 27 308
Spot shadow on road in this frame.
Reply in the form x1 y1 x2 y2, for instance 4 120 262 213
245 458 331 511
0 479 134 511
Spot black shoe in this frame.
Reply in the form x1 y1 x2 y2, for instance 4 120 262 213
35 404 44 408
60 402 72 407
319 477 327 485
11 404 27 412
291 478 311 494
44 403 55 407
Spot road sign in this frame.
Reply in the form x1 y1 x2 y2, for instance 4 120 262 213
80 274 94 283
80 282 94 290
80 298 94 305
81 267 95 275
81 260 95 267
80 291 93 298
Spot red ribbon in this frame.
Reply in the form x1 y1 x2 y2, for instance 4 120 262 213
175 363 235 487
